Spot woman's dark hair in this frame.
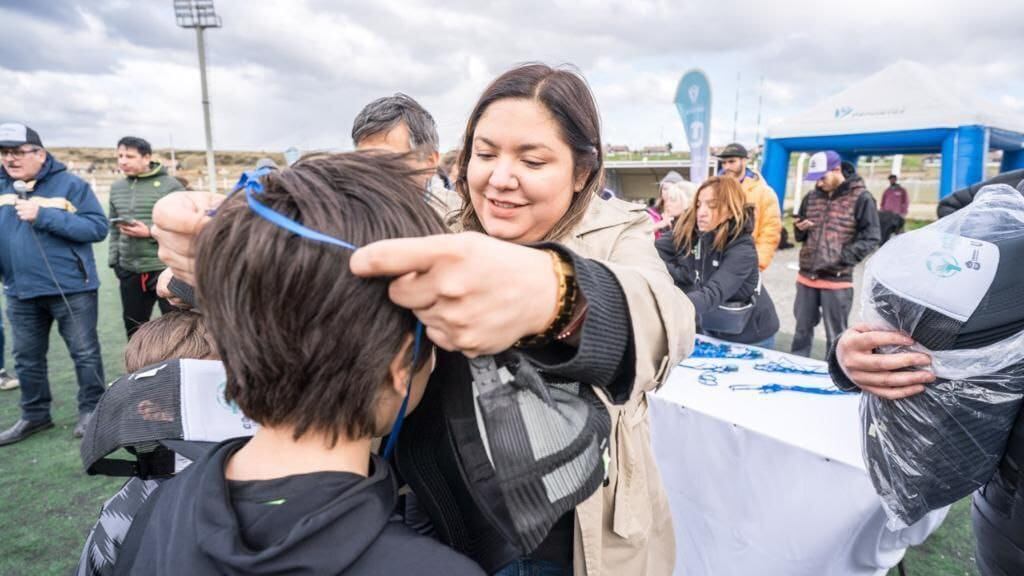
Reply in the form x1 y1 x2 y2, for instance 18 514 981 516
673 176 751 253
453 63 603 241
195 152 445 446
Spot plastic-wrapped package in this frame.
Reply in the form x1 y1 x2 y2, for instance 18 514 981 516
858 184 1024 528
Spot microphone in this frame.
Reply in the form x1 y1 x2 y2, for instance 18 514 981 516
13 180 28 200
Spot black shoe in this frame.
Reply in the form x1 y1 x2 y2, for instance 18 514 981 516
0 418 54 447
73 411 94 439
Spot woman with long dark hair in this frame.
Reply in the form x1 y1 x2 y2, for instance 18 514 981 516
363 63 693 576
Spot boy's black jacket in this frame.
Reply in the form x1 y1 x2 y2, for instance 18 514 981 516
123 438 485 575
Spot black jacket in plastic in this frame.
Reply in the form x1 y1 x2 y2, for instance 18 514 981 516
937 169 1024 218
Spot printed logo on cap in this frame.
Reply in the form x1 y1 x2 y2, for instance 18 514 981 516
807 152 828 173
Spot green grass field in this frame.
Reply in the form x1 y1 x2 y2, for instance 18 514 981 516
0 238 978 575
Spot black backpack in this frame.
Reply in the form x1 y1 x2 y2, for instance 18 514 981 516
75 359 253 576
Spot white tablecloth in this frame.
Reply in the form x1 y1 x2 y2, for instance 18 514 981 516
649 338 948 576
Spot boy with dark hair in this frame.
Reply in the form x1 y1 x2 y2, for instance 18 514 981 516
120 153 484 575
110 136 182 339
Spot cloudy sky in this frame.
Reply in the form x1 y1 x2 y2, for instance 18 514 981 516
1 0 1022 153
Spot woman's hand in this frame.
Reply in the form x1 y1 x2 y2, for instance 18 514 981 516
835 324 936 400
350 232 560 357
150 192 224 286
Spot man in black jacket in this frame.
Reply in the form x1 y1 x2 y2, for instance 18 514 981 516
791 151 880 357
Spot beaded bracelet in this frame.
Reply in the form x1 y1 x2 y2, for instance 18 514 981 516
515 249 578 348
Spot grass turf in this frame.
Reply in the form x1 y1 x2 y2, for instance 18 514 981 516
0 238 978 575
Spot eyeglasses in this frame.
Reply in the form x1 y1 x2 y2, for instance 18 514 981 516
0 147 41 159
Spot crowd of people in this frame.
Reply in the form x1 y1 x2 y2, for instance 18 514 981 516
647 144 880 357
0 60 1020 575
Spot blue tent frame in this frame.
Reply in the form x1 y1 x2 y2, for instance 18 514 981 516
761 125 1024 211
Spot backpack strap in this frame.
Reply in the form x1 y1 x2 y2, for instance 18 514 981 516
112 480 166 576
87 447 177 479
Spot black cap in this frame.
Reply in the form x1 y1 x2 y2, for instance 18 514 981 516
0 123 43 148
81 358 253 478
716 142 748 159
467 352 610 552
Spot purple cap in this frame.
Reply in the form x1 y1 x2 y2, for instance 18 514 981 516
805 150 841 181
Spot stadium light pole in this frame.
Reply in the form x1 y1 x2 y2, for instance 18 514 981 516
173 0 222 194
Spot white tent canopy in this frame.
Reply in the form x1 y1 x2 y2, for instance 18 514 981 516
767 60 1024 138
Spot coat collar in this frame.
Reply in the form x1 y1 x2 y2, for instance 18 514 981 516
568 196 646 239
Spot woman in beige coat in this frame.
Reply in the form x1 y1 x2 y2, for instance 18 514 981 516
351 64 694 576
152 63 693 576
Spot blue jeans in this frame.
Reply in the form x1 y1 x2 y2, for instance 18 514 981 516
7 291 105 422
751 335 776 351
493 559 567 576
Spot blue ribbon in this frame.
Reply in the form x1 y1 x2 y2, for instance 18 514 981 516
231 168 416 459
753 359 830 377
380 322 423 459
729 383 853 395
678 363 738 374
241 169 358 251
690 340 764 360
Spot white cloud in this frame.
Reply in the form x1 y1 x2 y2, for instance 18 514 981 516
1 0 1022 152
1001 95 1024 112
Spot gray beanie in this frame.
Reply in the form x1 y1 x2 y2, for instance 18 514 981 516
659 170 684 187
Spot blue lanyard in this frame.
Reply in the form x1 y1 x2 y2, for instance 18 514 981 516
690 340 764 360
677 363 738 386
729 383 853 395
678 363 738 374
753 359 830 376
233 168 419 459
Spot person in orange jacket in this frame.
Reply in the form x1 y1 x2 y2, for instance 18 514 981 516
716 143 782 271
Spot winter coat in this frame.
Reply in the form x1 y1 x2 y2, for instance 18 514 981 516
560 198 694 576
880 184 909 216
656 217 779 344
937 169 1024 218
406 197 694 576
108 162 183 273
737 169 782 271
123 439 485 575
0 154 108 299
795 176 881 283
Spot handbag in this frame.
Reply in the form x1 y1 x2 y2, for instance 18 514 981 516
701 274 761 335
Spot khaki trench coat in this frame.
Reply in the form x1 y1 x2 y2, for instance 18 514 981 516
560 197 695 576
445 195 695 575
